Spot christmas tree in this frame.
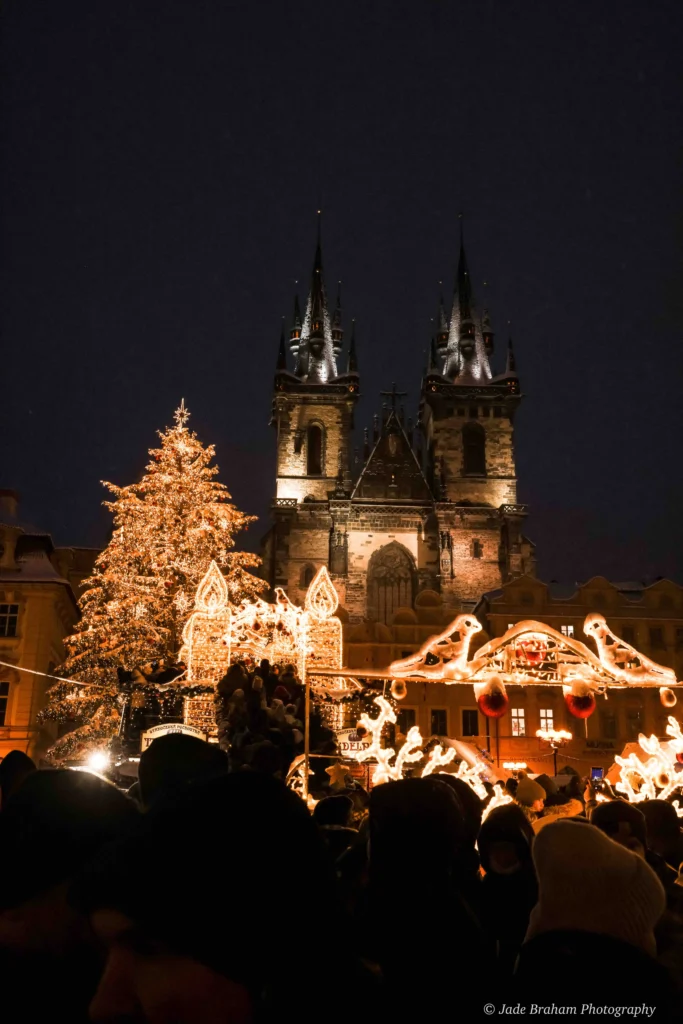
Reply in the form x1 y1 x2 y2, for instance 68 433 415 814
40 400 263 760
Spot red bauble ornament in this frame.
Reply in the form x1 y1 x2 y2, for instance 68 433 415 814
477 690 510 718
164 581 173 589
564 691 596 719
515 638 547 667
677 752 683 765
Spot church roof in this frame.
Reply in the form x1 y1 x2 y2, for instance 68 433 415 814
351 409 432 501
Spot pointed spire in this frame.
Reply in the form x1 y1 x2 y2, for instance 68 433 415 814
347 318 358 374
301 210 338 383
506 332 517 374
481 281 494 358
428 336 439 374
289 289 302 352
331 280 343 357
276 319 287 371
442 216 492 383
436 282 449 354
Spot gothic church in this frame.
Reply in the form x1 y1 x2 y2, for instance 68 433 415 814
262 222 535 624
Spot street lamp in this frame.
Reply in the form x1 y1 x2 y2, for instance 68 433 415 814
536 728 572 775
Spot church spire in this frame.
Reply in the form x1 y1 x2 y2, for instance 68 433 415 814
436 282 449 358
347 319 359 374
301 211 338 384
506 333 517 374
442 216 492 383
331 281 343 358
276 319 287 371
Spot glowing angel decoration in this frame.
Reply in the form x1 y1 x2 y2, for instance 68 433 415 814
389 614 482 681
584 614 676 688
615 716 683 804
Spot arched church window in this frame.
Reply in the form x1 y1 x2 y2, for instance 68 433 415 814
306 424 323 476
472 539 483 559
367 542 416 625
301 564 316 587
462 422 486 476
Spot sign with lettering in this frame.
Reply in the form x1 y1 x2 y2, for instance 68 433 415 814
141 723 207 751
337 727 372 757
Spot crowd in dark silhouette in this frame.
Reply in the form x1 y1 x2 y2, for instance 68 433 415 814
2 670 683 1021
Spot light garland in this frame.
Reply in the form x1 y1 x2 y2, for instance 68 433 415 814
536 728 572 745
615 716 683 805
584 614 677 688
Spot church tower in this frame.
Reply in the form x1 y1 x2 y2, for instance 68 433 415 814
264 217 359 594
420 225 535 606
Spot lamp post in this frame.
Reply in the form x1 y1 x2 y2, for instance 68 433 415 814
536 728 572 775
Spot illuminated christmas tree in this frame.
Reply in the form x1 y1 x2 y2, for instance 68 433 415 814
40 400 263 760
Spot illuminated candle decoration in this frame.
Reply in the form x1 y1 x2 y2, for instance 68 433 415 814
179 561 232 683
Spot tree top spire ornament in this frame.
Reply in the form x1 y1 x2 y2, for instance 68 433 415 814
174 398 191 429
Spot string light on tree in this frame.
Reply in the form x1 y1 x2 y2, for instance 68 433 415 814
39 401 263 762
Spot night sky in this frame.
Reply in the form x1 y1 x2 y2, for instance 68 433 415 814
2 1 683 585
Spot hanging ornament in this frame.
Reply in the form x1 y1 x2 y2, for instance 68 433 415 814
514 637 547 667
660 687 677 709
390 680 407 700
563 681 596 719
474 677 509 718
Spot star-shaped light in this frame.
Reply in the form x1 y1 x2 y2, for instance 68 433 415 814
325 762 352 789
174 399 191 429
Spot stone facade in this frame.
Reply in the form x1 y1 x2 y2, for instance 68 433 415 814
262 231 535 621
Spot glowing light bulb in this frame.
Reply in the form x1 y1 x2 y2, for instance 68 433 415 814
87 751 110 773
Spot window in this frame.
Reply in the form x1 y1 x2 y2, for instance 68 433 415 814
462 422 486 475
471 539 483 559
520 591 534 606
511 708 526 737
367 542 416 625
539 709 554 731
649 627 665 650
0 682 9 726
457 407 465 417
306 424 323 476
430 709 448 736
560 624 575 638
481 407 490 417
626 709 642 740
469 406 478 418
461 709 479 737
493 407 503 417
621 625 635 646
0 605 18 638
300 564 315 588
601 712 618 740
397 708 417 736
676 628 683 651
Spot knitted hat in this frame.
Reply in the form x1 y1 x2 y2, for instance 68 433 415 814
515 774 546 807
534 773 559 798
526 819 666 956
590 799 647 851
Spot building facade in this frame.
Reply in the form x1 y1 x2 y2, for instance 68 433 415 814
0 490 97 760
262 225 535 623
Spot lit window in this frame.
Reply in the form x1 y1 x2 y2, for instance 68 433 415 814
560 624 575 638
539 709 554 731
461 709 479 737
0 605 18 638
511 708 526 737
430 709 447 736
0 682 9 726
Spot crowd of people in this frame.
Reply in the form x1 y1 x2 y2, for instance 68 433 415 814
2 677 683 1021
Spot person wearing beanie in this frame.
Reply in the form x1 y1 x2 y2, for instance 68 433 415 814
138 733 229 810
514 774 546 813
478 804 538 975
532 789 584 834
515 819 677 1010
534 773 558 800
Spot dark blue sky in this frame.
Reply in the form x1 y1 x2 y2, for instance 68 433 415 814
2 1 682 583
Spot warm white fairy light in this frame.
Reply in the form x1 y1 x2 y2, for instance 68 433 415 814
389 614 482 681
421 745 457 776
584 614 677 687
615 716 683 804
503 761 528 771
